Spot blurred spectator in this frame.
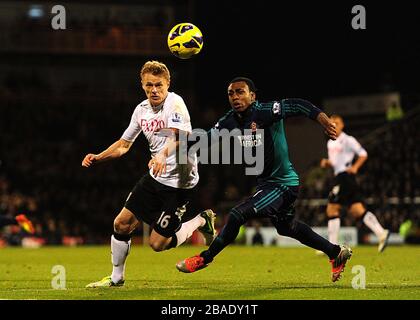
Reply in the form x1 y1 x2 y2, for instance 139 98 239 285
44 217 62 245
386 102 404 122
235 225 247 245
399 217 420 244
252 222 264 245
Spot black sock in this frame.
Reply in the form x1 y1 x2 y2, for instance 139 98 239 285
201 210 243 264
113 232 131 242
275 219 341 260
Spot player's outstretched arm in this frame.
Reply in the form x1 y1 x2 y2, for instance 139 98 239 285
316 112 337 140
81 139 133 167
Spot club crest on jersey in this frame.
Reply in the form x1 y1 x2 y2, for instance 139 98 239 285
272 102 281 115
250 121 258 132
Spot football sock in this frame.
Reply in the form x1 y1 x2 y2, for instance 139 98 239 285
174 214 205 247
275 219 341 260
362 211 385 237
327 217 340 244
111 233 131 283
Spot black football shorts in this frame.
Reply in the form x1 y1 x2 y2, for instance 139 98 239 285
124 173 195 238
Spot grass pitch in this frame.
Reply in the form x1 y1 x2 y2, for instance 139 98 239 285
0 245 418 300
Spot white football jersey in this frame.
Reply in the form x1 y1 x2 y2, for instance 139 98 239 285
121 92 199 189
327 132 367 176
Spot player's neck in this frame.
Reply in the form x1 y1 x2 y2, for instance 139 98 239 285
150 100 165 112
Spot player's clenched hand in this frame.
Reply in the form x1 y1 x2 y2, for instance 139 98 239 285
346 166 358 175
317 113 337 140
150 153 167 177
148 158 154 170
82 154 98 167
320 158 330 168
324 121 337 140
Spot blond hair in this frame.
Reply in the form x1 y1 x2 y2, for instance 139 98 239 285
140 60 170 82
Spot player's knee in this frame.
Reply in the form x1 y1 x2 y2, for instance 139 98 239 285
149 240 166 252
326 207 340 218
275 221 293 237
113 217 131 234
274 217 295 236
288 219 300 232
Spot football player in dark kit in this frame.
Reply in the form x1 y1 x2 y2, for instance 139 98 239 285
171 77 353 282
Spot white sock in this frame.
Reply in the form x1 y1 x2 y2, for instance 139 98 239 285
328 217 340 244
363 211 385 238
111 235 131 283
175 214 205 247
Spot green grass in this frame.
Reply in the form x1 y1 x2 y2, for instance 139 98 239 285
0 245 419 300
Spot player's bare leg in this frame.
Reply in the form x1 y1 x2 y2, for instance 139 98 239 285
349 202 389 252
327 203 341 244
149 229 173 251
86 208 138 288
315 203 341 256
149 209 216 251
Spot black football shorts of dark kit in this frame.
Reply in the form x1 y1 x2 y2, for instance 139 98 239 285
328 172 363 206
124 173 195 238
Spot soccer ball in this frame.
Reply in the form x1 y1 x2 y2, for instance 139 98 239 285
167 23 203 59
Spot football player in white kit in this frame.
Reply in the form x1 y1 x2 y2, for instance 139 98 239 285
82 61 216 287
320 115 390 253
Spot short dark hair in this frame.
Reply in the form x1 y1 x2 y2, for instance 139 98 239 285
229 77 257 93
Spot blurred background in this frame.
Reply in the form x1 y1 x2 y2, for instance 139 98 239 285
0 0 419 247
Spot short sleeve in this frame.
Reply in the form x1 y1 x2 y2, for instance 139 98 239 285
167 97 191 132
348 136 368 157
121 107 142 142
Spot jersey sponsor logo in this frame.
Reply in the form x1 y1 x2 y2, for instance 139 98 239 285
237 133 263 147
140 119 165 132
272 102 281 115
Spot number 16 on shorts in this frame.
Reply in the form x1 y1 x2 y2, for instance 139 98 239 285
157 211 171 229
